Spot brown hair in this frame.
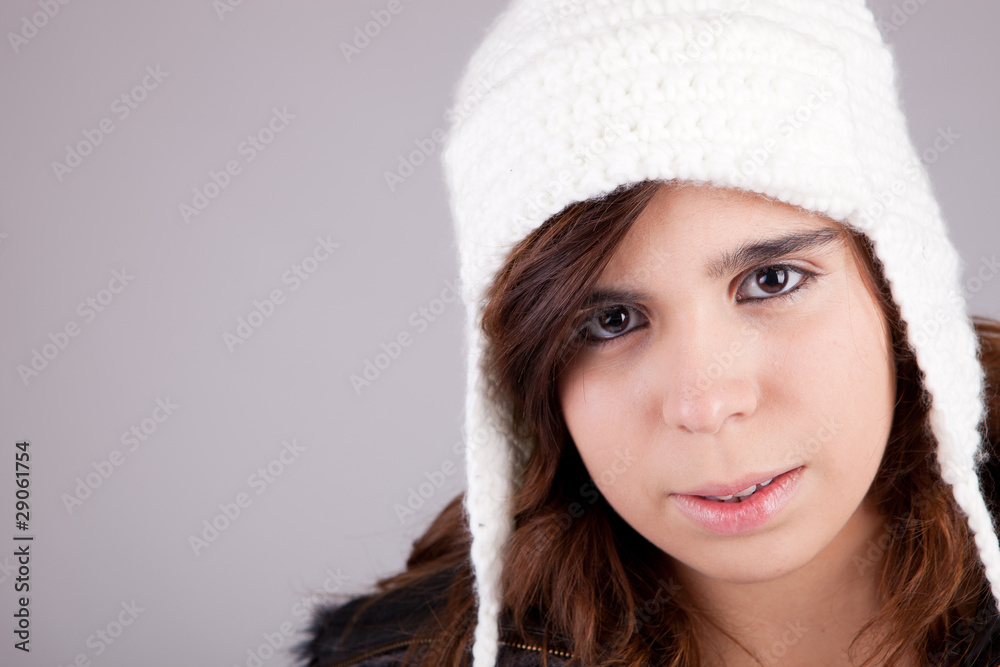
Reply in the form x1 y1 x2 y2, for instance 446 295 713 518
360 180 1000 665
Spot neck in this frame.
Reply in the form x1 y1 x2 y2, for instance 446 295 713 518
672 495 913 666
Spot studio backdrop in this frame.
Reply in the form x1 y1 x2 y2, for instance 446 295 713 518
0 1 996 665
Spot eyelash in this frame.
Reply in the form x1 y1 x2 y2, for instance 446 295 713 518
577 264 817 349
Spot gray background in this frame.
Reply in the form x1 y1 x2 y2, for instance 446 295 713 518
0 1 996 665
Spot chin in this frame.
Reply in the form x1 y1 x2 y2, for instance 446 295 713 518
693 557 800 585
666 532 818 586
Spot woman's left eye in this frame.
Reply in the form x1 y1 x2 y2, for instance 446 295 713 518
578 304 648 347
736 264 814 302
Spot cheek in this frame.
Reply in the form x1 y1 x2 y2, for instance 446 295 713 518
558 366 648 490
766 289 895 482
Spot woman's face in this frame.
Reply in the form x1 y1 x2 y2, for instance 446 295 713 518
557 183 896 585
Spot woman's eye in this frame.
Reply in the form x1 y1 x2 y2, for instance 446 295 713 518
736 265 813 302
578 265 813 347
580 304 647 345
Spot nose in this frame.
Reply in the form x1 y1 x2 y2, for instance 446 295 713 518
659 316 760 435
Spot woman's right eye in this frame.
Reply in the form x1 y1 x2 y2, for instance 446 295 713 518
579 304 647 346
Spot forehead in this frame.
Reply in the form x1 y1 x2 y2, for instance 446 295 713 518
637 184 833 237
607 184 844 275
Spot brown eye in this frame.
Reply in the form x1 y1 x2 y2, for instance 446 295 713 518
757 267 790 294
598 306 629 333
737 265 812 302
580 305 647 345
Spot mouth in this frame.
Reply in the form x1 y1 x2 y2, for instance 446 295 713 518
681 467 793 500
671 466 804 536
696 477 776 503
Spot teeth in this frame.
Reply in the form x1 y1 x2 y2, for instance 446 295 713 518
702 477 776 502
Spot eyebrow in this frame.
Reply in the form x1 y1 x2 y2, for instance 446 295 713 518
581 227 844 308
706 227 843 280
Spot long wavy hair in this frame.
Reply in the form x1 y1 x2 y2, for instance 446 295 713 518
358 180 1000 666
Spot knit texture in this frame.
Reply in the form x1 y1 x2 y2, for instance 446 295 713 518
440 1 998 665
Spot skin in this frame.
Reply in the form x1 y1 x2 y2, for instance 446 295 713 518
556 183 902 665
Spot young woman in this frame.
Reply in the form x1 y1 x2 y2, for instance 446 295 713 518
298 1 1000 665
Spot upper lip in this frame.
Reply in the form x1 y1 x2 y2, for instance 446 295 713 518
677 467 800 497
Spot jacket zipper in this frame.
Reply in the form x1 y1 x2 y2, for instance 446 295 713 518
326 636 573 665
498 638 574 659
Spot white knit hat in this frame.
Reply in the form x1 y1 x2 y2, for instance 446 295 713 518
440 1 999 664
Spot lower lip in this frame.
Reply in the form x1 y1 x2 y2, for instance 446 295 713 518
671 467 804 536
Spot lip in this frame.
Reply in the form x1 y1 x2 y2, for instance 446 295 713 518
671 466 804 536
681 467 795 498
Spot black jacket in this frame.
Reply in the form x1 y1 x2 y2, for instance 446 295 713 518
295 563 1000 666
294 565 571 666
